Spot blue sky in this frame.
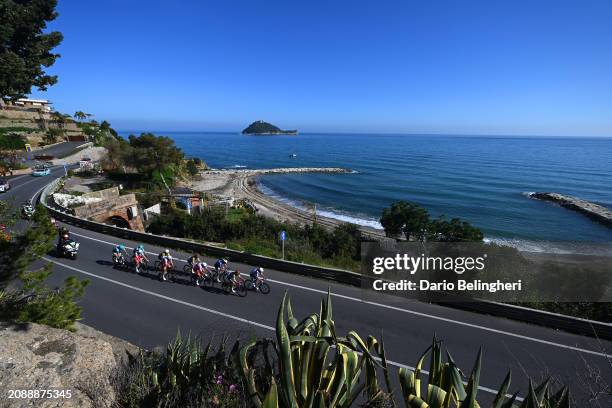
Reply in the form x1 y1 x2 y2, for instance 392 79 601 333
31 0 612 136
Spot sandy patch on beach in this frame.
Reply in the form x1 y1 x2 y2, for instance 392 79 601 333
187 168 387 239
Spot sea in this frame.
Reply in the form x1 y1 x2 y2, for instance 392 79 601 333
122 132 612 253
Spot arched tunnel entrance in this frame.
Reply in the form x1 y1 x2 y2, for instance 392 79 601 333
109 215 130 229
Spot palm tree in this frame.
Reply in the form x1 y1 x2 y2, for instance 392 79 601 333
73 111 87 121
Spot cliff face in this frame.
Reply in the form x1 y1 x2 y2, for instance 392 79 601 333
0 322 139 408
241 120 297 135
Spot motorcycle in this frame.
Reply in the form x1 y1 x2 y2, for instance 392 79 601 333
21 205 35 220
57 239 79 260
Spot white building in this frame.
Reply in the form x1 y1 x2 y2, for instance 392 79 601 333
12 98 52 112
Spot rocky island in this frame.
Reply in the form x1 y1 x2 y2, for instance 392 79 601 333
242 120 298 135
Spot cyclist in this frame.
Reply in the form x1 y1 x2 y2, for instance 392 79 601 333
225 269 240 293
187 253 201 272
112 244 128 264
214 258 228 282
249 267 265 291
132 244 149 272
158 249 174 273
192 261 208 285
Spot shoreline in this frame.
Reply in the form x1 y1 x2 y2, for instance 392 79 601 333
188 168 388 240
188 168 612 254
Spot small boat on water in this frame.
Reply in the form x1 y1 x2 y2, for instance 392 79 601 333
290 153 297 158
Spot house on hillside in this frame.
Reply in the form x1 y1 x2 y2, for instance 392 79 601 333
2 98 52 112
15 98 52 112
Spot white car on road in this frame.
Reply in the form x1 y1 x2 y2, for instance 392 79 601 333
0 179 9 193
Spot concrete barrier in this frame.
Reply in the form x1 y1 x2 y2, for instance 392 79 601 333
39 179 612 340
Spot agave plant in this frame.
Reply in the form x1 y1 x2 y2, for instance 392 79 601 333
239 291 392 408
397 335 571 408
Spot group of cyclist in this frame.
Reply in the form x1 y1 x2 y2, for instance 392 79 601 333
111 243 265 294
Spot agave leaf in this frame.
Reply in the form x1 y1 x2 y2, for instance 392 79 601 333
520 380 539 408
263 380 279 408
428 335 442 386
427 384 447 408
444 352 467 402
328 353 348 407
555 387 570 408
313 390 327 408
492 371 512 408
462 347 482 405
374 337 393 395
277 292 298 408
500 392 518 408
534 378 550 403
407 394 430 408
548 386 567 407
399 367 417 406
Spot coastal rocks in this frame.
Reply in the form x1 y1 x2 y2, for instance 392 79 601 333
0 322 137 408
53 193 103 208
528 192 612 227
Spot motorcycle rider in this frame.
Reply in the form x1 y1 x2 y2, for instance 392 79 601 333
249 267 265 290
214 258 228 282
22 200 35 218
58 226 70 245
112 244 128 265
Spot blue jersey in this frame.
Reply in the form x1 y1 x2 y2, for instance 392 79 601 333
214 259 226 269
250 268 261 279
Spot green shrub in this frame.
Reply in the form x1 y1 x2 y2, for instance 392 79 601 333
147 208 362 271
0 132 26 149
0 203 89 330
113 333 247 408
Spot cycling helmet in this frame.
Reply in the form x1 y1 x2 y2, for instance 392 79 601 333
138 244 144 250
202 262 207 267
258 267 264 273
165 249 170 254
118 244 125 250
222 258 228 263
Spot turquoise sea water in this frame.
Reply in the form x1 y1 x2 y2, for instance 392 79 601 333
124 132 612 251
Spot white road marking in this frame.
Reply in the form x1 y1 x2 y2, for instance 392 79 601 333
45 257 523 400
67 230 611 358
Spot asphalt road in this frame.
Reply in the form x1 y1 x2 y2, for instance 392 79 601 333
3 170 612 406
17 141 86 166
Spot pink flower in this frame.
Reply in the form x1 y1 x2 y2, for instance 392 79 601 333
229 384 237 393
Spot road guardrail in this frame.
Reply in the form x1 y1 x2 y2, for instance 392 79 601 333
39 178 612 340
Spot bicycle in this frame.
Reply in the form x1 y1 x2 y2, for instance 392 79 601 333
155 259 175 281
190 266 211 287
133 255 149 274
221 274 247 297
245 277 270 294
